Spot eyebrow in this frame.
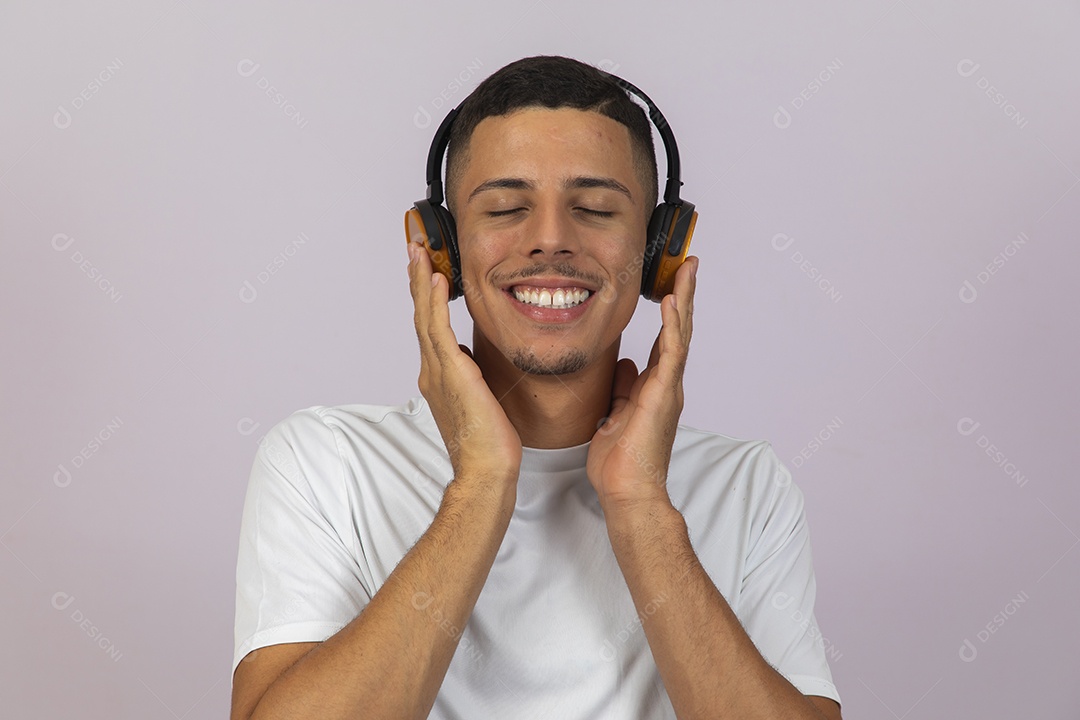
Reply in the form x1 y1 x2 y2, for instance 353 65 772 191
466 176 635 205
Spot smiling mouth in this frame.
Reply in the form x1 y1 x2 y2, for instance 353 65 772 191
509 286 592 309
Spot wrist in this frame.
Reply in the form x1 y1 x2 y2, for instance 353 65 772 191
446 468 519 503
600 493 683 536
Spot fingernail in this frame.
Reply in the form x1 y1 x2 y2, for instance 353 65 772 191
691 258 698 279
430 274 439 288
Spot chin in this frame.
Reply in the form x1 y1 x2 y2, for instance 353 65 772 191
508 347 590 376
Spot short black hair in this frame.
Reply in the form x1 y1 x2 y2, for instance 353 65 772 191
444 55 658 220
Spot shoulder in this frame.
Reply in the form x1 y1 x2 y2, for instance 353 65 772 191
670 422 802 530
251 396 439 494
672 421 790 491
262 396 435 452
313 395 433 433
308 396 443 461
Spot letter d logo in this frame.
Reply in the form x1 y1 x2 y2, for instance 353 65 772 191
236 418 261 436
414 105 432 129
52 592 75 611
773 105 792 130
771 233 795 252
771 592 795 610
956 59 981 78
959 280 978 304
237 59 260 78
52 233 75 252
53 105 72 130
956 417 981 436
54 464 72 488
239 280 258 304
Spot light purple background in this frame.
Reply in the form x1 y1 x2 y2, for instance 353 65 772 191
2 2 1077 717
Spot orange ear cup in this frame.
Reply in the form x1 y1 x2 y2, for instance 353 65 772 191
404 207 457 292
648 207 697 301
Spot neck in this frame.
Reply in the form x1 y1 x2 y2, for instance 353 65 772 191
472 328 618 449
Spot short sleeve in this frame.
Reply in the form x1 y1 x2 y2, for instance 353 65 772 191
736 443 841 707
232 408 372 676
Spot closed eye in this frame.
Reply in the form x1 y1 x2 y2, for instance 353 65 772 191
487 207 613 218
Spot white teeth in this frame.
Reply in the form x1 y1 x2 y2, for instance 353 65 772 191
512 286 590 309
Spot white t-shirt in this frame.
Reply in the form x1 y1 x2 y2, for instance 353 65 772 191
233 396 841 716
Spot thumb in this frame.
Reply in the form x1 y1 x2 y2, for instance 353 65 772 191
610 358 637 413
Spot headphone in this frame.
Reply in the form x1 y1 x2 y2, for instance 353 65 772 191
404 70 697 303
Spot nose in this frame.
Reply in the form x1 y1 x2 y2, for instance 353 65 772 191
526 199 582 261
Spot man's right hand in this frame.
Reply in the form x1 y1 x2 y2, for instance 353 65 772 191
236 254 523 718
235 243 522 720
406 238 523 484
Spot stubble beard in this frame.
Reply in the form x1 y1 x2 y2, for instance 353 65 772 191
508 346 589 376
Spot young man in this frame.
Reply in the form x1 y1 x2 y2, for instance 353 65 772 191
232 56 842 719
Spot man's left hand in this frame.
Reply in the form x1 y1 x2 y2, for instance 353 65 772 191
586 255 699 514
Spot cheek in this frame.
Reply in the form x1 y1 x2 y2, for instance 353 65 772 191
607 239 647 287
594 250 646 312
456 231 495 273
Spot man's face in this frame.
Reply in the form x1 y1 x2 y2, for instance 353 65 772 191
451 107 649 377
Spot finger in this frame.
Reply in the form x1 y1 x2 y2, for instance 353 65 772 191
682 256 697 343
655 290 687 391
606 358 637 417
664 258 696 348
407 245 433 397
611 358 637 405
407 239 429 296
426 272 461 367
643 273 682 377
408 241 432 342
412 241 454 354
646 326 662 372
414 255 464 406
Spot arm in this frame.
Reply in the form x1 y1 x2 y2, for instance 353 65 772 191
243 473 516 720
603 500 840 720
235 240 524 719
585 258 839 718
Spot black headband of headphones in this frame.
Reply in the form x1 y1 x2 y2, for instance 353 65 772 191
422 71 686 208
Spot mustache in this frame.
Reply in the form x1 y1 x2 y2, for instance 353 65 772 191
498 263 603 287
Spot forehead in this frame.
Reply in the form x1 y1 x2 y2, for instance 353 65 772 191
463 107 638 179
